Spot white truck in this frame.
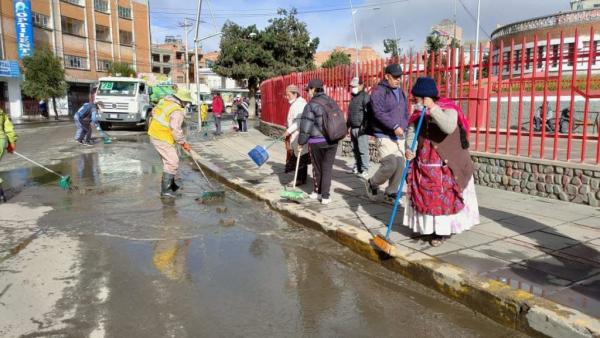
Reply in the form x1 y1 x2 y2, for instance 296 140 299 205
94 77 153 130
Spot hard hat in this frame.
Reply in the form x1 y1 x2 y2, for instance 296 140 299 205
173 89 193 103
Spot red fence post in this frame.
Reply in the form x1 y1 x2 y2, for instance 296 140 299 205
528 35 539 157
484 44 494 153
505 39 515 155
567 29 579 161
581 26 595 162
553 32 565 161
494 40 504 153
540 32 551 160
516 37 527 156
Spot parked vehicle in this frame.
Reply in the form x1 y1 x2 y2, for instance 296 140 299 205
94 77 153 130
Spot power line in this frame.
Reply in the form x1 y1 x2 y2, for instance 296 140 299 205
457 0 491 38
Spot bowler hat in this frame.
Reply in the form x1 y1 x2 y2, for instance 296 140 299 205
411 77 439 98
385 64 403 77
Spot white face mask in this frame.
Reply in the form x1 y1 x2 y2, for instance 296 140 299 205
414 102 425 111
351 87 359 95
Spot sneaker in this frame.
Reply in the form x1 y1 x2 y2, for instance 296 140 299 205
77 140 84 145
308 192 321 200
384 193 399 205
357 171 369 180
364 179 378 200
321 198 332 205
83 142 93 147
348 167 358 175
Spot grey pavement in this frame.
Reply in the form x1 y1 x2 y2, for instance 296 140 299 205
189 126 600 319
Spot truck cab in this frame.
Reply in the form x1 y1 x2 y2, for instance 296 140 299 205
94 77 153 130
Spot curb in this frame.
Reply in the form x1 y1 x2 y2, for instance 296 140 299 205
190 149 600 338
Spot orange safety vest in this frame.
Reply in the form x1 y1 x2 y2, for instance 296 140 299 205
148 99 182 144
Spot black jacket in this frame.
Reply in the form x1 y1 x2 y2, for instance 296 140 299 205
348 90 370 129
298 92 338 145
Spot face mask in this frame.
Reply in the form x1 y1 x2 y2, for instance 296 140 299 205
288 98 296 104
414 103 425 111
351 88 359 95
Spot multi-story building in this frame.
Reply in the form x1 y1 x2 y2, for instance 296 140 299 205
431 19 463 47
0 0 151 118
571 0 600 10
151 36 195 86
314 46 381 68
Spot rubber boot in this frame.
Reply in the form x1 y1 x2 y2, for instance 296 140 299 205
171 177 183 192
0 185 6 203
161 173 177 199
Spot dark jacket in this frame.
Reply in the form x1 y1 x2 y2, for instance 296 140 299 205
298 92 339 145
348 90 370 129
368 80 409 137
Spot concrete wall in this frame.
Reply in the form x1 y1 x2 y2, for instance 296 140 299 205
259 119 600 207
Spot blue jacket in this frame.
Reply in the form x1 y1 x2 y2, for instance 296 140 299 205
75 102 94 122
368 80 409 138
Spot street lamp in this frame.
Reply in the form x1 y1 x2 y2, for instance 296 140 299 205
349 1 380 76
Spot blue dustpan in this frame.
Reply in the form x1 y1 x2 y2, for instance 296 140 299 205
248 138 280 167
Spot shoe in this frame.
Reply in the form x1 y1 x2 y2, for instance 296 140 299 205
308 192 321 200
286 180 306 188
348 167 358 174
321 198 332 205
83 142 93 147
160 173 177 198
77 140 84 145
384 193 398 205
364 179 378 200
357 171 369 180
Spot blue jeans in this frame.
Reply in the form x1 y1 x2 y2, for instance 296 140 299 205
75 117 91 142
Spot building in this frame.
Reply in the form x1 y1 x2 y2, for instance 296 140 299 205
151 36 196 86
0 0 151 118
314 46 381 67
571 0 600 10
490 1 600 78
431 19 463 47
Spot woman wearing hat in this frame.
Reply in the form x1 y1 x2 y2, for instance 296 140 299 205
403 77 480 246
283 84 309 186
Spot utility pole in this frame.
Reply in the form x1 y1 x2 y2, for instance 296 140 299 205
194 0 203 127
393 19 400 61
180 18 193 90
349 0 360 77
474 0 481 82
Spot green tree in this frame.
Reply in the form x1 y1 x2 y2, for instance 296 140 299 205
213 8 319 115
383 39 399 57
322 50 351 69
426 33 445 53
107 62 137 77
21 46 68 120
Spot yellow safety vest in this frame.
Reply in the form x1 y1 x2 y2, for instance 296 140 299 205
148 99 182 144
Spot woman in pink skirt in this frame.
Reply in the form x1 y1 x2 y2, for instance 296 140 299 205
403 77 480 247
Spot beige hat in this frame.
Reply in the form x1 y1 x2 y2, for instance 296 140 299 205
286 84 299 93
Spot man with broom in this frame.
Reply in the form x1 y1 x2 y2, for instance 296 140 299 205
148 89 194 199
0 108 17 202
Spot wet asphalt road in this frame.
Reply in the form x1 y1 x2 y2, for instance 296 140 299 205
0 124 527 338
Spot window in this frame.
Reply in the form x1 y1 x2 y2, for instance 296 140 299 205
98 81 137 96
95 25 110 42
537 46 545 68
514 49 521 71
163 67 171 75
62 0 82 5
152 66 161 73
567 43 575 66
94 0 109 12
61 16 85 36
118 6 132 19
119 30 133 46
64 55 88 69
206 60 215 68
32 12 50 28
162 55 171 63
177 76 184 83
176 52 183 60
552 45 559 68
525 48 532 70
97 59 111 72
152 54 160 62
503 51 510 72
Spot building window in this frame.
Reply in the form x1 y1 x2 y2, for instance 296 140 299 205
551 45 559 68
176 52 183 60
177 76 184 83
514 49 521 71
152 54 160 62
61 16 85 36
163 67 171 75
118 6 132 19
32 12 50 29
94 0 109 12
567 43 575 66
62 0 82 5
119 30 133 46
206 60 215 68
537 46 545 68
97 59 111 72
503 51 510 73
152 66 161 73
96 25 110 42
64 55 88 70
525 48 532 70
163 55 171 63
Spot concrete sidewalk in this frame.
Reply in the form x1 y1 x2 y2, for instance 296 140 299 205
188 128 600 337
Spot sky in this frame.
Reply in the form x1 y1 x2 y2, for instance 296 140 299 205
149 0 568 56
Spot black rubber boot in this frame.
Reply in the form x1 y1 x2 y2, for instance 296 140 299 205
0 185 6 203
161 173 177 198
171 177 183 192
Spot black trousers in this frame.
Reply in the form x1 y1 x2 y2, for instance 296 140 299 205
237 119 247 132
309 141 338 199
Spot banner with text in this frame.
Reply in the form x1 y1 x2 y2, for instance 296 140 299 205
13 0 34 59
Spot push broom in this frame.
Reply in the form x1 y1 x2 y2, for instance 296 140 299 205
280 150 304 201
13 151 72 190
95 125 113 144
185 148 225 203
373 107 427 256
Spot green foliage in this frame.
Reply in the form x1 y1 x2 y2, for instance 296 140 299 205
107 62 137 77
426 33 445 53
322 50 351 69
383 39 399 57
213 8 319 91
21 46 67 101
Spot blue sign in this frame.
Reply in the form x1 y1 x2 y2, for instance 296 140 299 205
13 0 34 59
0 60 21 78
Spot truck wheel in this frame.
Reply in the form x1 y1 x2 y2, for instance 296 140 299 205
144 116 152 131
99 122 111 130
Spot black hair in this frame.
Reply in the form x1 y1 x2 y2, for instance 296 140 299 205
314 87 325 93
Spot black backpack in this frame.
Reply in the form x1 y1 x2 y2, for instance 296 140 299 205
313 96 347 142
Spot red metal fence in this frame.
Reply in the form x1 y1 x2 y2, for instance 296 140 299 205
260 28 600 164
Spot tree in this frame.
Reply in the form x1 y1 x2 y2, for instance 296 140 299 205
383 39 399 57
426 33 445 53
213 8 319 115
21 46 68 120
107 62 137 77
322 50 351 69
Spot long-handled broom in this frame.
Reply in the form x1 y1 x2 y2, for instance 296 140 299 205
373 107 427 256
185 148 225 203
13 151 72 190
281 151 304 201
95 125 113 144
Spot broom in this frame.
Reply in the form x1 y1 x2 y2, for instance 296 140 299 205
95 125 113 144
280 150 304 201
185 148 225 203
13 151 72 190
373 107 427 256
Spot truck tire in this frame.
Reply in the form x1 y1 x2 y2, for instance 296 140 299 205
144 116 152 131
99 122 111 130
